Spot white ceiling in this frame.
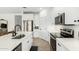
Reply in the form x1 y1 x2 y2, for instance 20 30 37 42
23 7 41 12
0 7 41 13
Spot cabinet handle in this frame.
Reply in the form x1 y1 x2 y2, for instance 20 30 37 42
58 43 61 47
27 41 29 43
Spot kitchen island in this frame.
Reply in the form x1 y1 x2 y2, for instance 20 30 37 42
0 32 32 51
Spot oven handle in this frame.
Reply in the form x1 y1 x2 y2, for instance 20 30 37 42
50 35 56 40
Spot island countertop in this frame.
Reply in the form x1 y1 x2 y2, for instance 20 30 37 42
56 38 79 51
0 32 32 51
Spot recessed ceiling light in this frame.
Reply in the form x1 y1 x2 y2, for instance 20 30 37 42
40 8 43 10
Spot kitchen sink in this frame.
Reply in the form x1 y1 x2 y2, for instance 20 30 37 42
12 34 25 39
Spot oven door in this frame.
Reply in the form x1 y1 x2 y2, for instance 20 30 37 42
50 34 56 51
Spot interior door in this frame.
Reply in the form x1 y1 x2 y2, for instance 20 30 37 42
23 20 33 32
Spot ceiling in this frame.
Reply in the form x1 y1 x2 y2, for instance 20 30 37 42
0 7 41 13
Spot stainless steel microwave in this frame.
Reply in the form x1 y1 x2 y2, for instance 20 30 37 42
55 13 65 25
1 23 7 28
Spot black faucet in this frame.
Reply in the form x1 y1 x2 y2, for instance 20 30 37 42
12 25 22 37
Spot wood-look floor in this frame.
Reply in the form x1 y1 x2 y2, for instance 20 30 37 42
32 37 51 51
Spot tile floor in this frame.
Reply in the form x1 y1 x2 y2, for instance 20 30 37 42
32 37 51 51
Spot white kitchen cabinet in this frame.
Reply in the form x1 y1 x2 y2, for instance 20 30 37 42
0 48 9 51
27 36 33 50
64 8 79 24
56 40 68 51
56 40 62 51
39 30 50 42
61 45 69 51
34 29 50 42
52 7 79 24
33 29 40 38
22 14 34 20
22 34 32 51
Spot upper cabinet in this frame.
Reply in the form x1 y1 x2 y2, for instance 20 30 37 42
53 7 79 25
64 8 79 24
22 14 34 20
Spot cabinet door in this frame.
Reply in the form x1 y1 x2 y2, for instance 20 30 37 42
22 40 28 51
56 40 68 51
34 30 40 37
22 35 32 51
56 42 62 51
39 30 50 42
61 45 68 51
27 37 33 50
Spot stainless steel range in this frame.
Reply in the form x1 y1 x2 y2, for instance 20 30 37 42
50 28 74 51
60 29 74 38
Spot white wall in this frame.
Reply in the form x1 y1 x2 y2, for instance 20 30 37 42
0 14 15 32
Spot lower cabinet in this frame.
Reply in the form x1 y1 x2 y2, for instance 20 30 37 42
39 30 50 42
22 35 32 51
56 40 68 51
12 34 33 51
34 30 50 42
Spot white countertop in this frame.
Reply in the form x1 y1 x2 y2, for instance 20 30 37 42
57 38 79 51
0 32 32 51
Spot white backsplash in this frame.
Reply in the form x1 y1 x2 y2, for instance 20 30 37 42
47 25 63 33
